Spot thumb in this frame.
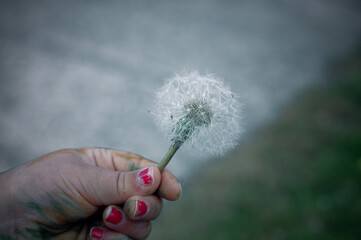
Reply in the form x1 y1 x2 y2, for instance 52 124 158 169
82 166 161 206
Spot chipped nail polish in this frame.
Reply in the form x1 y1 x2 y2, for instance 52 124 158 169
136 200 148 217
90 227 103 239
105 207 123 224
138 167 153 186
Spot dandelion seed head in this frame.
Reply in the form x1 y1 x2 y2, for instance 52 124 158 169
154 71 243 155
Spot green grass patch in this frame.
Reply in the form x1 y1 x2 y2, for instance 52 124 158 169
151 52 361 240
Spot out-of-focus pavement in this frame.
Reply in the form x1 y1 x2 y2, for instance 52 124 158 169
0 0 360 175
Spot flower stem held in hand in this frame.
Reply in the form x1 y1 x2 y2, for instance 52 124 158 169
158 144 180 172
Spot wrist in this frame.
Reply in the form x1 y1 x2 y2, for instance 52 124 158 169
0 167 20 235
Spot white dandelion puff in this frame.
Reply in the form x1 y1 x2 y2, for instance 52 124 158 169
153 71 243 171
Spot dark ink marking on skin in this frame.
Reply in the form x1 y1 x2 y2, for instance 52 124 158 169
14 223 88 240
15 225 55 239
176 191 181 199
16 193 92 239
128 161 140 171
0 234 16 240
157 189 165 198
124 200 136 217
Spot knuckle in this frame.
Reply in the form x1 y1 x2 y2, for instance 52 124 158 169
116 172 127 196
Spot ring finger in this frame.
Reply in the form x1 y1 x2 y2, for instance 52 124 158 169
102 205 151 240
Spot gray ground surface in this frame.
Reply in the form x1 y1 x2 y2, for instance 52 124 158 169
1 0 360 176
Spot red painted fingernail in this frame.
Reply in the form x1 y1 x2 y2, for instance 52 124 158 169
90 227 103 239
136 200 148 217
138 167 153 186
105 207 123 224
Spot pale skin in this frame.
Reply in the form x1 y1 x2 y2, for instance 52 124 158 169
0 148 182 240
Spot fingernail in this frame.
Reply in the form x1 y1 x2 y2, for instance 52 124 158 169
135 200 148 217
90 227 103 239
177 182 183 200
105 207 123 224
138 167 154 186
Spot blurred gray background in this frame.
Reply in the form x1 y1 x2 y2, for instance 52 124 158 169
1 0 360 176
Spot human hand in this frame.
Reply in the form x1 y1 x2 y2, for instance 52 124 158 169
0 148 182 240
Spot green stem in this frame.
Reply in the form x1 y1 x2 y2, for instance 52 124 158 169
158 144 181 172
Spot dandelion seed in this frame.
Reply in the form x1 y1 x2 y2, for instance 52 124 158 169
153 71 243 171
